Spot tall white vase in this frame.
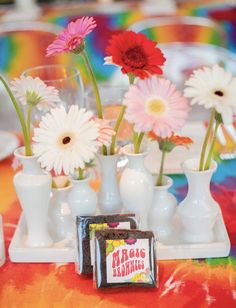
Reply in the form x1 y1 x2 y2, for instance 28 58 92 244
97 153 122 214
148 176 177 241
13 147 53 247
120 145 154 230
49 185 73 242
68 175 97 218
177 158 220 243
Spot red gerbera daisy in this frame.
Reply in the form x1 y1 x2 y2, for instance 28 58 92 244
106 31 166 79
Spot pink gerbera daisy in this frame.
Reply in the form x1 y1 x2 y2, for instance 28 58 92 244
93 118 115 147
123 76 190 138
46 16 96 56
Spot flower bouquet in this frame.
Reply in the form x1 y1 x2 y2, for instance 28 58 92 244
3 14 234 253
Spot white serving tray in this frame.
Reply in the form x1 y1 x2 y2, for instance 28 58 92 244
9 211 230 263
155 211 231 260
9 214 75 263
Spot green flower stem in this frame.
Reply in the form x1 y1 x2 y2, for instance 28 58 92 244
204 119 220 170
78 167 84 180
133 131 138 153
199 108 216 171
109 73 135 155
128 73 135 85
81 50 103 119
129 73 145 153
110 105 126 155
133 132 144 154
137 132 144 152
27 104 33 140
156 150 166 186
0 76 32 156
80 50 108 155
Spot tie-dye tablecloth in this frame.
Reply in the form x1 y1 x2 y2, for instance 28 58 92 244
0 136 235 307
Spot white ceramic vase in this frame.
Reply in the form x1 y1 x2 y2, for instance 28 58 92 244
0 215 5 267
49 185 73 242
13 147 53 247
120 144 154 230
148 176 177 241
68 175 97 218
97 153 122 214
177 158 220 243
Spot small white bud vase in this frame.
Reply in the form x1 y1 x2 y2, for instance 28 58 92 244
13 147 53 247
0 215 5 267
49 185 73 242
68 175 97 217
148 176 177 241
119 144 154 230
97 153 122 214
177 158 220 243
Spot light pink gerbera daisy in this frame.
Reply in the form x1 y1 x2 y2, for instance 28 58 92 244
93 118 115 147
46 16 97 56
123 76 190 138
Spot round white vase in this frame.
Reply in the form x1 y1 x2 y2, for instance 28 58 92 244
148 176 177 241
97 153 122 214
68 175 97 218
13 147 53 247
119 144 154 230
49 184 73 242
177 158 220 243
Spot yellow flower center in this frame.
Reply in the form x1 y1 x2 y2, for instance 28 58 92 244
58 132 75 149
146 97 166 116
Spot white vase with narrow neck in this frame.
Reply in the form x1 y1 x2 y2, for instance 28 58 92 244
49 185 73 242
177 158 220 243
68 175 97 218
148 176 177 241
97 153 122 214
120 145 154 230
13 147 53 247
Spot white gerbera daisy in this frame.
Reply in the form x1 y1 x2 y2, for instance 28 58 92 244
11 76 60 110
33 105 99 175
184 64 236 124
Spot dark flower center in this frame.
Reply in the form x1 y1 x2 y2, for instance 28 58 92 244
214 90 224 97
67 36 82 51
62 136 71 145
122 46 147 68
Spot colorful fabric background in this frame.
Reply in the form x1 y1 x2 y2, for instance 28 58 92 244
1 2 236 82
0 2 236 307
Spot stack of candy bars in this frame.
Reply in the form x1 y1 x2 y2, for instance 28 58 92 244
75 214 157 289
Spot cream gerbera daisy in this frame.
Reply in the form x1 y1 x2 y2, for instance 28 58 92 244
11 76 60 110
123 76 189 138
184 64 236 124
33 105 99 175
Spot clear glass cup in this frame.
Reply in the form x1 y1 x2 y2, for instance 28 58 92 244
22 64 84 124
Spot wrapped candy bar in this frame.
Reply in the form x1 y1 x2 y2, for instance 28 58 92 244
94 229 157 288
76 214 137 274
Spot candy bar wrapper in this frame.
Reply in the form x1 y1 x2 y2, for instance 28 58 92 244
75 214 137 274
94 229 158 288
